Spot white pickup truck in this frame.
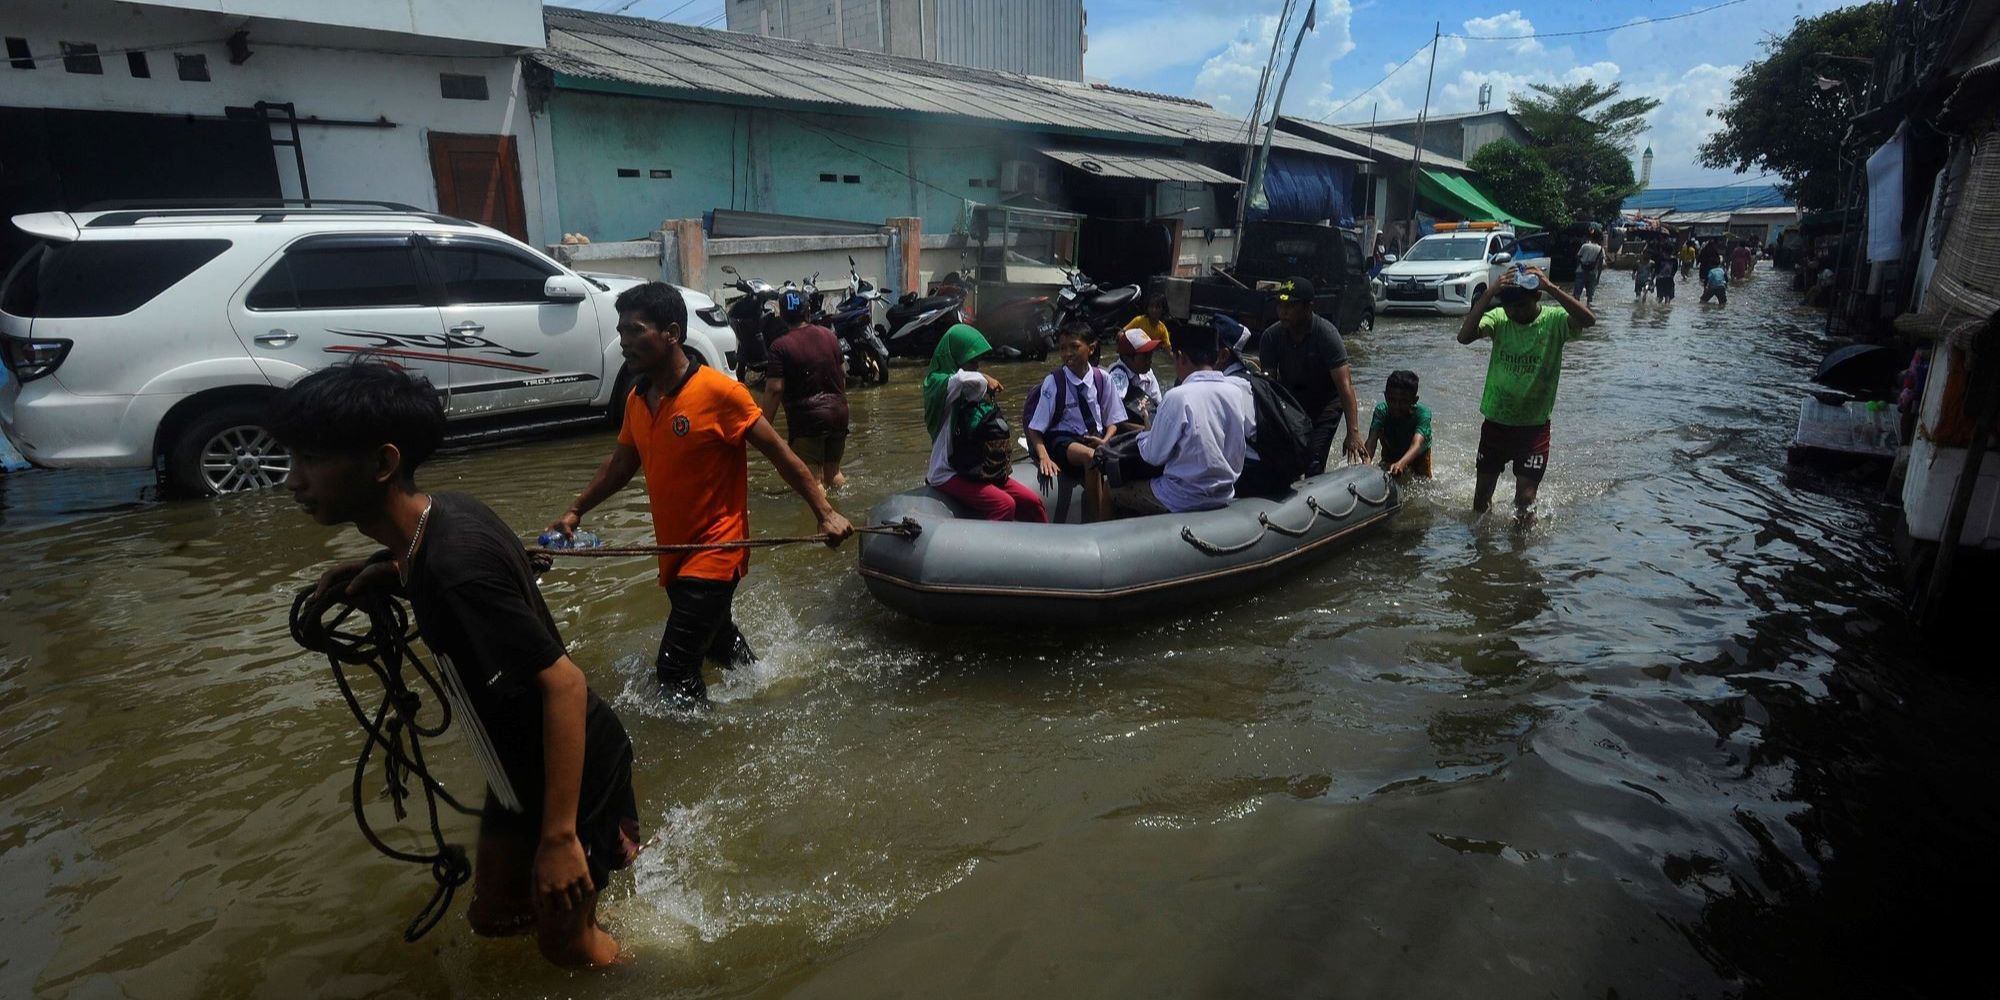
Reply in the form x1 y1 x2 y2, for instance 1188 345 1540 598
1373 224 1552 316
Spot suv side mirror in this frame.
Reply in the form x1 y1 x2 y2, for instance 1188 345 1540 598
1489 252 1513 265
543 274 589 302
1383 254 1398 263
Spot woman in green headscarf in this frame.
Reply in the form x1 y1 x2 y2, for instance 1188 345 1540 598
923 324 993 439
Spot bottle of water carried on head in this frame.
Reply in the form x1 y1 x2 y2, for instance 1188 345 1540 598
537 529 603 549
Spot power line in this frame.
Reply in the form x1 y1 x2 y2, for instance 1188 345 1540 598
1444 0 1752 40
1315 40 1432 122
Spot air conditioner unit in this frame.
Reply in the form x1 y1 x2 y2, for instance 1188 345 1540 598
1000 160 1046 196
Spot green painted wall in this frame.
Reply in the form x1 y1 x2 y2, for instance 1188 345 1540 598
546 90 1014 240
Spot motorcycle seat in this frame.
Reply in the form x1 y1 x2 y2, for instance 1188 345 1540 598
1084 285 1140 312
888 294 959 321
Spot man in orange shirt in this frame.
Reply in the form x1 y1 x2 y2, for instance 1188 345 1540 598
547 284 853 706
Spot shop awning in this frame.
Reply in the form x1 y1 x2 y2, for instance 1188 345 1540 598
1417 168 1539 231
1038 148 1240 186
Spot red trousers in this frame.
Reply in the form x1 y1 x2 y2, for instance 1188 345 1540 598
935 475 1049 522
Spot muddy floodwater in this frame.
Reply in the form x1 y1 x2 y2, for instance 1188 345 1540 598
3 271 1994 999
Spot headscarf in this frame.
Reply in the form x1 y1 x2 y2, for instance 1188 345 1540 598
923 324 992 438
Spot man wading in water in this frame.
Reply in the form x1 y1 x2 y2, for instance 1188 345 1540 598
276 363 638 967
1258 277 1363 475
548 283 853 707
1457 264 1596 520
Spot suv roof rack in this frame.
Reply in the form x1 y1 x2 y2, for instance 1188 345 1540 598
83 198 425 211
78 200 477 229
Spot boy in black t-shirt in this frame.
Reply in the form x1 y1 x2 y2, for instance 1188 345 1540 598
271 363 638 968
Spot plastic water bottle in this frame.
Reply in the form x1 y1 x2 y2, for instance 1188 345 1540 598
1514 263 1541 291
537 530 603 549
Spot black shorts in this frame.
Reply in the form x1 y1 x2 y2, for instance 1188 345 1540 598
478 742 641 891
1475 420 1551 483
1042 430 1092 467
656 576 747 704
789 426 849 465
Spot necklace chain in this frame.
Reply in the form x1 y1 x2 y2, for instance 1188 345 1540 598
401 496 433 584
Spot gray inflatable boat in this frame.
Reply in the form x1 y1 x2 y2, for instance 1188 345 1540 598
858 463 1400 624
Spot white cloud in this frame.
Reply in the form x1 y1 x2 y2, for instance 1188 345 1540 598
1085 10 1249 80
1183 2 1357 115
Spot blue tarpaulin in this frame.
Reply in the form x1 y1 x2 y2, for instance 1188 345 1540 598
1621 184 1789 214
1253 151 1355 225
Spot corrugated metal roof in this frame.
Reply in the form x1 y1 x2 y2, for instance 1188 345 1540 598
1274 117 1472 172
1038 147 1241 185
536 6 1368 163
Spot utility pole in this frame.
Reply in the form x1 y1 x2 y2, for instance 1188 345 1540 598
1406 22 1440 243
1247 2 1317 216
1232 0 1297 261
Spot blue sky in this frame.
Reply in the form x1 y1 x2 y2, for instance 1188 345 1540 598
585 0 1854 188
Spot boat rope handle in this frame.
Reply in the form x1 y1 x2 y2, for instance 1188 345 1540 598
1181 474 1395 556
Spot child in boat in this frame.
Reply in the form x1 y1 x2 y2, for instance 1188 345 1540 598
1106 329 1163 426
1363 369 1433 479
273 362 639 967
1086 322 1252 520
924 326 1046 522
1026 323 1128 517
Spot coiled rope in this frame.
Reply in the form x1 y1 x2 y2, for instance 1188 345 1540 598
288 588 478 943
1180 473 1395 557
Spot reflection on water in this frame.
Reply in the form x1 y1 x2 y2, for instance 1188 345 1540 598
2 272 1994 998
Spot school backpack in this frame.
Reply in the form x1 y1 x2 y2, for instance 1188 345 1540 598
948 402 1013 484
1022 366 1115 437
1233 368 1314 486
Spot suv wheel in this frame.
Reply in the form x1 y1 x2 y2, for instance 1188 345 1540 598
167 402 291 496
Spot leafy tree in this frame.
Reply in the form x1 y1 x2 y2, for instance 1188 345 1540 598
1510 81 1660 223
1467 140 1569 229
1698 2 1890 210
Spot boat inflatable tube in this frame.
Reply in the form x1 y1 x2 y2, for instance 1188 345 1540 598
859 463 1400 624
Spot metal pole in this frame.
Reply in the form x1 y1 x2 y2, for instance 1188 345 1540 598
1406 23 1439 241
1246 5 1314 219
1232 0 1297 263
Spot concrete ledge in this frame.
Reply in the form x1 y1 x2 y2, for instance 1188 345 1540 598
550 239 662 264
709 233 892 255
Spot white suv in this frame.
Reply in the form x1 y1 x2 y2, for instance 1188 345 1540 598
1374 224 1552 316
0 203 737 496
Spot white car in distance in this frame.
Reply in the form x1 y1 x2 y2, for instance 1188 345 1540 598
1374 223 1552 316
0 202 737 497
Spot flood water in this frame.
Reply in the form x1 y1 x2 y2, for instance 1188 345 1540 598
3 270 1994 999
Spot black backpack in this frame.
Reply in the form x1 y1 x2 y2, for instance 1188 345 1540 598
948 404 1013 483
1233 368 1313 485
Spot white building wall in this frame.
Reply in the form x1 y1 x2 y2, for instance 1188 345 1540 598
122 0 545 51
3 0 548 244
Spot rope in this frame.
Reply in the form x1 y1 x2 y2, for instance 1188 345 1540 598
1180 472 1394 556
288 588 478 943
529 518 921 558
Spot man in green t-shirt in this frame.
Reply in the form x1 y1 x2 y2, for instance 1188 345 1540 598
1455 264 1596 516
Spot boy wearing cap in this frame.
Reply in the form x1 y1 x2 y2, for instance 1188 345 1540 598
1258 277 1362 476
1087 323 1252 519
1108 329 1164 426
761 288 851 490
1456 264 1596 517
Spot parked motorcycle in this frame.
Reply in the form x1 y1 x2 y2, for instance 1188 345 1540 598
1051 262 1143 341
719 264 784 384
827 256 891 384
974 291 1057 361
881 272 968 360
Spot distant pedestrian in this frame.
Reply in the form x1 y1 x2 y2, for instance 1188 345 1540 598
1700 265 1728 306
762 287 851 490
1730 243 1754 281
1570 233 1604 304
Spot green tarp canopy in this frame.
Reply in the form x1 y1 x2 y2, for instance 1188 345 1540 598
1417 168 1540 231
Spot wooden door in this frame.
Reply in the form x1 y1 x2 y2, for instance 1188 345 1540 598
428 133 528 241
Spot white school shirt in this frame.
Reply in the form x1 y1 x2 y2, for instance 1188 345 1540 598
1107 360 1162 409
1135 370 1254 512
1028 364 1127 437
926 370 989 487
